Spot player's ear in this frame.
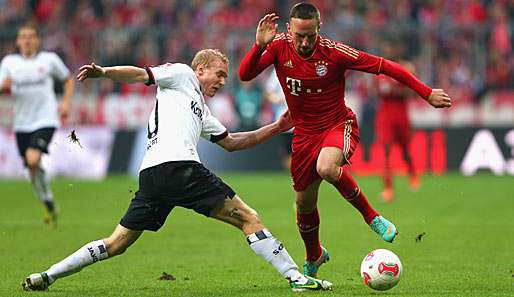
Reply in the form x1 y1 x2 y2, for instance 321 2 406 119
196 64 205 76
286 22 291 33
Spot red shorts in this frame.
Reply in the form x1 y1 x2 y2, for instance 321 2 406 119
375 108 411 145
290 117 360 192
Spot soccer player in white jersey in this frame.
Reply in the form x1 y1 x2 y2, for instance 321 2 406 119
22 49 332 292
0 24 74 226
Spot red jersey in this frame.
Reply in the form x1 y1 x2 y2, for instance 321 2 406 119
376 75 409 113
375 75 411 145
239 33 431 135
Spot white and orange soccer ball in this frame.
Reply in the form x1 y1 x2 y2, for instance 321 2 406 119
360 249 402 291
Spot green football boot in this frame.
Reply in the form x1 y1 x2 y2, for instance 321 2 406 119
289 275 332 292
303 246 330 277
370 215 398 242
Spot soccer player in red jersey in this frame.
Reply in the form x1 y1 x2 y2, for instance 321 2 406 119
375 58 419 202
239 3 452 278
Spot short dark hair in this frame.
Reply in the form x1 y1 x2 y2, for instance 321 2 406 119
289 2 321 26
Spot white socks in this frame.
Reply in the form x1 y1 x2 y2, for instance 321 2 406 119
31 167 54 209
44 240 108 284
42 232 307 286
246 229 305 283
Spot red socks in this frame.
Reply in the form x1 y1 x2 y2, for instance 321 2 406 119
296 208 322 261
335 169 378 224
297 169 379 261
383 171 393 189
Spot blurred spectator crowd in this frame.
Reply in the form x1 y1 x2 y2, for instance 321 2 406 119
0 0 513 130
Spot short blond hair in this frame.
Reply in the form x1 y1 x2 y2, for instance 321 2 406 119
191 49 229 70
18 22 40 37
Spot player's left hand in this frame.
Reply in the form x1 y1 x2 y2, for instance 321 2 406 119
77 63 105 81
59 101 70 122
427 89 452 108
276 110 293 132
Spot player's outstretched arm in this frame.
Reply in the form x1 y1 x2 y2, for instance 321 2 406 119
217 110 293 152
77 63 149 84
379 59 451 108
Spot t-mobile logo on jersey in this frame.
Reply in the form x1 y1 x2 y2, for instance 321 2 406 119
190 101 203 121
286 77 301 96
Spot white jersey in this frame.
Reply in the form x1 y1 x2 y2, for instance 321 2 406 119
0 51 70 132
139 63 228 171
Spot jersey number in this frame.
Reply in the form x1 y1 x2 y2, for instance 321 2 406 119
286 77 301 96
147 100 158 139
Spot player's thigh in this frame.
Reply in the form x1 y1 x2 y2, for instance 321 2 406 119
209 195 262 232
320 119 359 166
15 132 30 161
316 146 344 181
104 224 143 256
25 128 55 167
295 178 322 213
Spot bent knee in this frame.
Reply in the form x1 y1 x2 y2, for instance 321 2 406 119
25 150 41 168
104 238 128 257
25 158 40 170
316 164 339 183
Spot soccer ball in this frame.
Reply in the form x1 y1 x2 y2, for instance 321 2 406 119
360 249 402 291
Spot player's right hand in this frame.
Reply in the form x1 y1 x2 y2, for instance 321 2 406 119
77 63 105 81
427 89 452 108
256 13 279 48
0 78 11 94
276 110 294 132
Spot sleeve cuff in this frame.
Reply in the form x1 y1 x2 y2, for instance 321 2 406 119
210 130 229 143
144 66 155 86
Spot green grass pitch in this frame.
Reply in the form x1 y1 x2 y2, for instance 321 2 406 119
1 173 513 296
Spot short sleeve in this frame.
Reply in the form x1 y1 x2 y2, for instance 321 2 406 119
145 63 192 88
201 104 228 142
49 52 71 81
0 57 10 83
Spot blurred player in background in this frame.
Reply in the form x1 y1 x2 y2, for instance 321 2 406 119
239 2 451 277
374 42 419 202
0 23 74 227
22 49 332 292
264 69 292 169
